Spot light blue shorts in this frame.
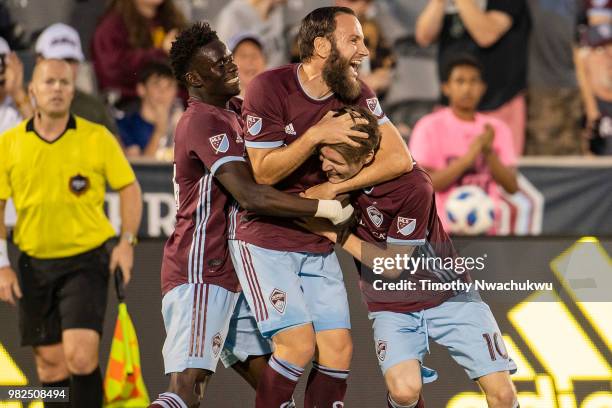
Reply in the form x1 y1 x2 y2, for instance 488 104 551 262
369 291 517 380
161 283 239 374
220 293 273 368
229 240 351 338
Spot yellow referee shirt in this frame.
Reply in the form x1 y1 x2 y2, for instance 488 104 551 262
0 115 136 259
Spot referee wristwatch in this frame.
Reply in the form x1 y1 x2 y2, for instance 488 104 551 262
121 232 138 247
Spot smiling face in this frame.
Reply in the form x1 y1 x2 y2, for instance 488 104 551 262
30 59 74 118
186 39 240 98
322 13 369 103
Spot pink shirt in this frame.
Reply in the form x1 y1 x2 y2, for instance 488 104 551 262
409 107 517 232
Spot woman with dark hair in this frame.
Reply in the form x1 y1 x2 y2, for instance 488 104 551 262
92 0 187 104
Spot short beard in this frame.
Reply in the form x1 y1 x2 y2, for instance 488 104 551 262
322 41 361 104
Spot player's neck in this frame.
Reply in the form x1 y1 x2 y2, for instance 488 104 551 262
450 105 476 122
33 111 71 142
299 62 332 99
190 90 230 109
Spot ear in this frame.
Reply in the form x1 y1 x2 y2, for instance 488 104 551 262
136 83 146 98
364 150 375 165
441 82 450 98
185 71 204 88
313 36 332 59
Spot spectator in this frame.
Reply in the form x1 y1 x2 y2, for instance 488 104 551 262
92 0 187 105
579 23 612 155
228 33 267 98
216 0 288 68
415 0 529 155
35 23 119 135
335 0 396 98
525 0 583 155
409 55 518 233
0 37 31 133
117 61 181 160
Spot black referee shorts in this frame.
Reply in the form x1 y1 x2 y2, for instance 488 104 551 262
17 243 110 347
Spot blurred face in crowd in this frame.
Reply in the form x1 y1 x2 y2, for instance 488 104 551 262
29 59 75 118
586 44 612 92
233 40 266 93
137 73 178 108
322 13 369 103
442 64 486 113
186 39 240 98
134 0 164 18
335 0 372 19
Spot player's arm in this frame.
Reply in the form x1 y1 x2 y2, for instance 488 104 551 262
454 0 513 48
305 122 413 199
216 161 352 223
295 217 414 279
0 200 22 306
247 111 369 185
110 181 142 286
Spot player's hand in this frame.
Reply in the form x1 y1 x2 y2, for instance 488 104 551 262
0 266 22 306
303 182 339 200
311 111 370 147
110 241 133 286
295 218 338 242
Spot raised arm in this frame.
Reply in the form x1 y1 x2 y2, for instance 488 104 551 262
247 111 370 185
415 0 447 47
454 0 513 48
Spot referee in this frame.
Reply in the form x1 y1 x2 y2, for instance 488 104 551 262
0 59 142 408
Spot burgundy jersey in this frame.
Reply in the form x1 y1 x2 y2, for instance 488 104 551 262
161 98 246 296
353 164 470 313
238 63 389 253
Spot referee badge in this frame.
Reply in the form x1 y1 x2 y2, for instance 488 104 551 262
69 174 90 196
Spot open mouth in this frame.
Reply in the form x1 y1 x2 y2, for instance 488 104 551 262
349 60 362 77
226 76 240 85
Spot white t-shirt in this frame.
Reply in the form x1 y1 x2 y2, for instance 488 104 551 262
0 96 22 134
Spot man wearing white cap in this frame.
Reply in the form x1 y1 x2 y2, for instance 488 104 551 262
35 23 118 135
0 36 32 133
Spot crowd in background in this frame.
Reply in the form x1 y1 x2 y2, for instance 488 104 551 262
0 0 611 160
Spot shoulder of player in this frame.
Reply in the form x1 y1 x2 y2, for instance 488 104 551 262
385 170 434 200
248 64 295 92
73 115 113 136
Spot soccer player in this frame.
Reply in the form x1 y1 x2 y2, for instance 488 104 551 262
299 106 519 408
0 59 142 408
230 6 413 407
148 22 354 408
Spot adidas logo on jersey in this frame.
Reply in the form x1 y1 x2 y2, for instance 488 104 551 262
285 123 296 135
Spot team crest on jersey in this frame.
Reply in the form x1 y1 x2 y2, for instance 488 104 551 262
376 340 387 361
366 98 383 117
397 217 416 236
269 288 287 314
247 115 262 136
367 206 383 227
209 133 230 154
211 332 223 357
69 174 90 196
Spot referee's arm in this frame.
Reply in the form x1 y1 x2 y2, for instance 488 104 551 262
0 200 22 305
110 181 143 286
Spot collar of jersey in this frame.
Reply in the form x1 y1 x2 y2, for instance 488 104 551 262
26 115 77 144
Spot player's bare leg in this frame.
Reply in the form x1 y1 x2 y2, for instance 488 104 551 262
149 368 211 408
230 354 271 389
304 328 352 407
255 324 315 407
384 359 426 408
34 344 70 408
63 329 103 408
477 371 518 408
